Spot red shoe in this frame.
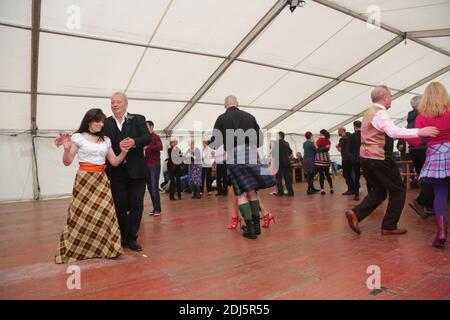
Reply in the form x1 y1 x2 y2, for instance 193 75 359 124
262 213 275 228
227 216 242 229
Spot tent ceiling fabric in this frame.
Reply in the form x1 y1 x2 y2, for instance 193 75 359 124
0 0 31 27
422 37 450 52
330 0 450 31
0 0 449 136
347 41 450 89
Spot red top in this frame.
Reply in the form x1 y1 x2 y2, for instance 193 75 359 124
144 133 163 167
406 110 450 147
316 137 331 149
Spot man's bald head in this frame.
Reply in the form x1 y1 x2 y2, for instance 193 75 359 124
224 95 239 109
371 85 392 109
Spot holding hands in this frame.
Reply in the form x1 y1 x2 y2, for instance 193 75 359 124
120 137 135 152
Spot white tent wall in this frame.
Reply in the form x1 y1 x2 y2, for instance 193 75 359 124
0 134 34 202
1 0 449 201
35 136 78 198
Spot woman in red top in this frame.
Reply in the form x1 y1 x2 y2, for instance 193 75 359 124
314 129 334 195
407 82 450 248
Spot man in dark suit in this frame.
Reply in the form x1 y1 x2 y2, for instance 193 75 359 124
103 92 152 251
337 128 355 195
273 131 294 196
348 120 363 200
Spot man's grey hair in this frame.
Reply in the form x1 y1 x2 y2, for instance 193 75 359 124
112 91 128 105
410 95 422 109
371 85 391 103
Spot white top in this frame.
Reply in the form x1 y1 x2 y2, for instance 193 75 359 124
71 133 111 165
202 146 214 168
214 145 226 164
372 103 419 139
113 112 128 131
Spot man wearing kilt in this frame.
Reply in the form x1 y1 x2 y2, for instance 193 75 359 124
103 92 152 251
345 86 438 236
209 95 275 239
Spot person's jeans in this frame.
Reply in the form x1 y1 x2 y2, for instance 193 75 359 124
146 166 161 212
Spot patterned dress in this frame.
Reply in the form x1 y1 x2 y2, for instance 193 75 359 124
55 134 123 264
186 147 202 186
314 137 331 167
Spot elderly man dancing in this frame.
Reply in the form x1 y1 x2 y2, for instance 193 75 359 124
345 86 438 236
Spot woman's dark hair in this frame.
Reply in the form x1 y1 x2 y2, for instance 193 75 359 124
320 129 330 139
76 108 106 141
305 131 312 139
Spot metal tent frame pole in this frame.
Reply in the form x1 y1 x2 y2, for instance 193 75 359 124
30 0 41 200
164 0 288 133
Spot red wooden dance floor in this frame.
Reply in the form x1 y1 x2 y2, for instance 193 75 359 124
0 177 449 300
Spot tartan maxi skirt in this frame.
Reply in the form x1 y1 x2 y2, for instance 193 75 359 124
55 170 123 264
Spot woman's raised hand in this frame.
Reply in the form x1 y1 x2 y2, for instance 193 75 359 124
55 132 72 149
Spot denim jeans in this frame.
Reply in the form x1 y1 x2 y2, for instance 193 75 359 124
146 166 161 212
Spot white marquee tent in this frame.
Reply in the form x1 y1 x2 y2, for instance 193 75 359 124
1 0 449 202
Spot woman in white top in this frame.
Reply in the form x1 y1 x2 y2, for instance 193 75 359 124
201 139 214 195
54 108 128 264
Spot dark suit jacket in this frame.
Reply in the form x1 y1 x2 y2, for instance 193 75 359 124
272 139 293 168
210 107 263 151
348 130 361 164
102 113 152 180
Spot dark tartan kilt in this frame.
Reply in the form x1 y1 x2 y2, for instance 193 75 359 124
55 170 123 264
227 163 276 196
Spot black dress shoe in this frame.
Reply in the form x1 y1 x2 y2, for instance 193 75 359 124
345 210 361 235
128 240 142 251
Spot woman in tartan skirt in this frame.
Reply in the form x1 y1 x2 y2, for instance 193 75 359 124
54 108 128 263
406 82 450 248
